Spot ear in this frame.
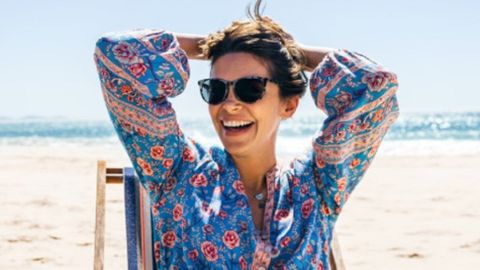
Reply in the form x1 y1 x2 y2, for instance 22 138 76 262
280 96 300 119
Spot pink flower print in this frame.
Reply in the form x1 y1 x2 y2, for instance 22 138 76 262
164 177 177 193
274 209 290 222
203 224 214 234
188 249 198 261
218 210 228 219
128 62 148 78
306 244 313 254
233 180 245 195
189 174 208 187
362 71 390 92
182 147 195 162
223 230 240 249
112 42 138 64
349 158 361 169
162 158 173 168
136 157 153 176
201 241 219 262
239 256 247 270
154 241 161 261
173 204 183 221
280 236 291 247
150 145 165 160
337 177 347 192
162 230 176 248
160 77 175 93
301 198 314 218
301 184 309 195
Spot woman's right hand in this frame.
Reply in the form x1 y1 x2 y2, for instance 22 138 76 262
175 33 206 60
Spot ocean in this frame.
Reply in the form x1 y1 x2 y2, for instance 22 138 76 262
1 112 479 156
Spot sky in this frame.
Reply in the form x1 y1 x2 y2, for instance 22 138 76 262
1 0 479 121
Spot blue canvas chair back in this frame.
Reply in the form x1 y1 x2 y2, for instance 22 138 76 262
123 167 156 270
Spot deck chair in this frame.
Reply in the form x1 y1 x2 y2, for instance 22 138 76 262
93 160 346 270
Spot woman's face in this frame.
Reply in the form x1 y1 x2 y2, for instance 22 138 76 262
209 52 298 158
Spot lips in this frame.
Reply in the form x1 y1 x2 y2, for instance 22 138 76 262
220 120 254 136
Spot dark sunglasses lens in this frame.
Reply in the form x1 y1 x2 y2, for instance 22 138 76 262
235 78 266 103
200 80 227 105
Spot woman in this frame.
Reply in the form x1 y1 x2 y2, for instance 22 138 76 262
94 1 399 269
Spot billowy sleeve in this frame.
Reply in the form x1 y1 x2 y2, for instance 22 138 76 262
94 29 194 190
309 50 399 218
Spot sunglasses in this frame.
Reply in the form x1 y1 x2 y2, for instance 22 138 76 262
198 76 278 105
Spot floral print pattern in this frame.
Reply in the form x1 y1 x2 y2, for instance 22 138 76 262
94 29 399 269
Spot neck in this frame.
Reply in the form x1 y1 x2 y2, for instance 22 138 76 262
231 148 276 193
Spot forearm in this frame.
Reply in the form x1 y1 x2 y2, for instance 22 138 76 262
175 33 205 60
300 45 334 72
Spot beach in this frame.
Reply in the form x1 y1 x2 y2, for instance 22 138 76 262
1 143 479 269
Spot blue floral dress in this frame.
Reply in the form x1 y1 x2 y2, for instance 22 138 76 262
94 29 399 270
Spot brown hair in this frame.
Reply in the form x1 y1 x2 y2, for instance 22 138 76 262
200 0 307 99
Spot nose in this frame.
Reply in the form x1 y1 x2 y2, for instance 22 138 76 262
221 84 242 113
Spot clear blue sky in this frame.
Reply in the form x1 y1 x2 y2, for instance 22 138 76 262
1 0 479 120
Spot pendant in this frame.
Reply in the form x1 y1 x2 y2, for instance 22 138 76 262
255 192 265 201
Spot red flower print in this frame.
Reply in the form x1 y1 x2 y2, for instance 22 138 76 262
134 126 147 137
349 158 361 169
177 188 185 197
218 210 228 219
301 198 315 218
337 177 346 192
239 256 247 270
154 241 161 261
119 84 133 96
362 71 390 92
100 68 110 80
280 236 291 247
201 241 218 262
232 180 245 194
189 174 208 187
203 224 214 234
372 109 384 123
173 204 183 221
274 209 290 222
321 201 331 216
292 177 300 187
112 42 138 64
335 130 346 142
223 230 240 249
164 177 177 193
334 193 341 205
182 147 195 162
188 249 198 261
348 123 357 133
162 158 173 168
316 261 324 270
150 145 165 160
162 231 176 248
306 244 313 254
316 157 326 168
301 184 309 195
128 62 148 78
136 157 153 176
160 77 175 92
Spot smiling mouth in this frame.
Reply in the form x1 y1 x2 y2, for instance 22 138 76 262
221 120 254 132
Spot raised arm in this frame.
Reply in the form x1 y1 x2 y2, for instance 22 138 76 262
308 49 400 220
94 29 192 191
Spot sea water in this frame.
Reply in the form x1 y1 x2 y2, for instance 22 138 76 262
1 112 479 156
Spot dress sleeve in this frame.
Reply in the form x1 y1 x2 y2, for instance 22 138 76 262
93 29 191 188
309 49 400 219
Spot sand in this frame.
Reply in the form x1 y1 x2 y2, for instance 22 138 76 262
0 144 479 269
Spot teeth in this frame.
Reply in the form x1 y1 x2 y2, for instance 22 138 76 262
222 121 253 128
